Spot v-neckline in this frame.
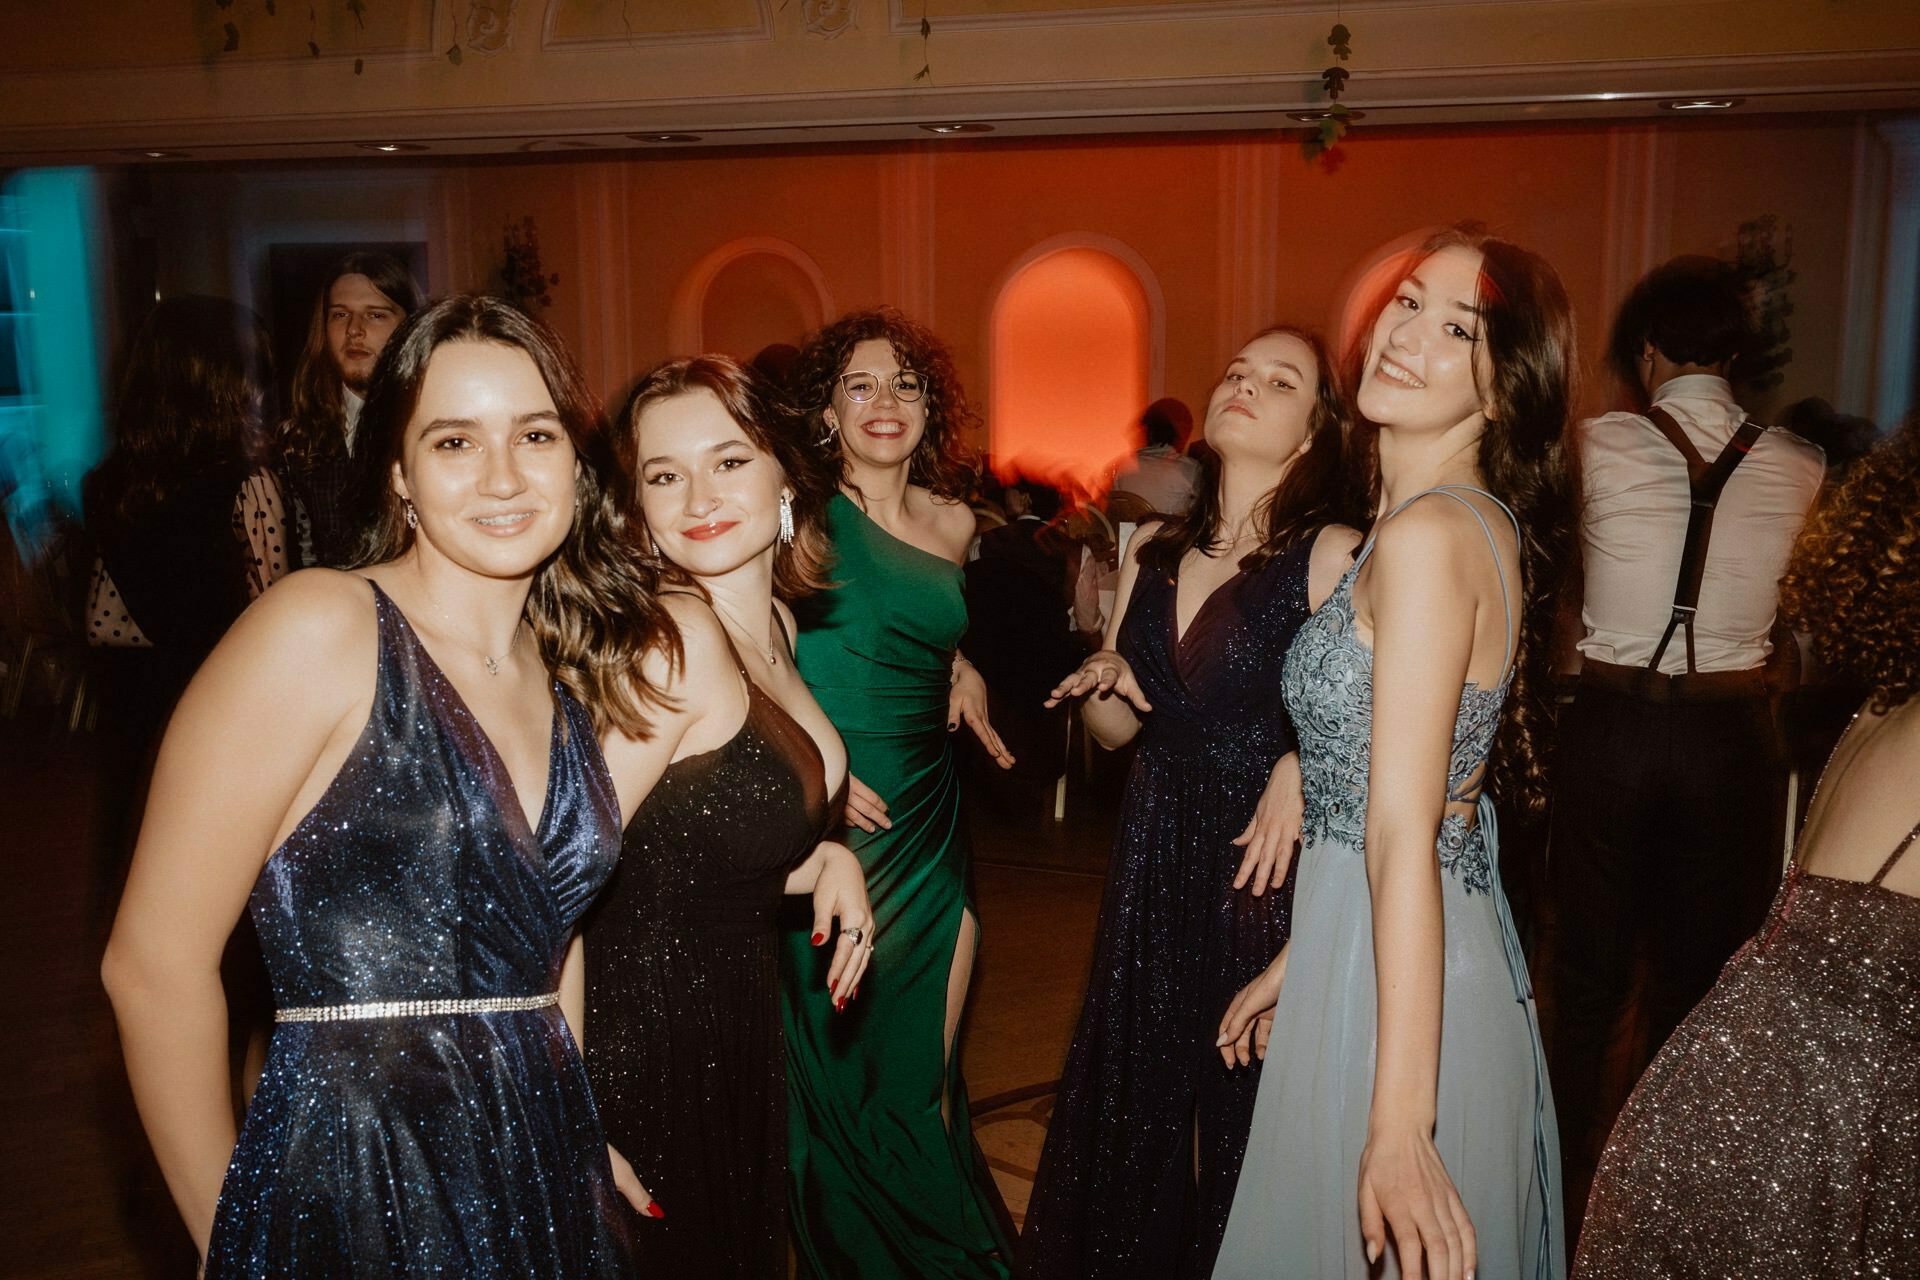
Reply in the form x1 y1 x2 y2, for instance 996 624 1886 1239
379 585 560 842
1170 559 1246 651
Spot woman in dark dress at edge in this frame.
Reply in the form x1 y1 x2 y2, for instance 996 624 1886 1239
585 356 875 1278
778 308 1018 1280
1574 417 1920 1277
1020 327 1363 1279
101 296 656 1277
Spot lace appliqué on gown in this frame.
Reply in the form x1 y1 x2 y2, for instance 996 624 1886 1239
1280 561 1508 895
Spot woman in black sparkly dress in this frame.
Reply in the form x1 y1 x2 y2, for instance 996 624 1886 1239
1019 327 1361 1279
585 356 873 1278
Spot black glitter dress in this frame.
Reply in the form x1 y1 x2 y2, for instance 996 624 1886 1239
206 581 634 1278
585 631 843 1278
1020 535 1315 1280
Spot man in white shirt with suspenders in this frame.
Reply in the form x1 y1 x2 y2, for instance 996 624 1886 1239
1542 256 1824 1235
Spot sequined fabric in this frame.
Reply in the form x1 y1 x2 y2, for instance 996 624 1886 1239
585 648 839 1279
205 581 633 1279
1020 537 1313 1280
1574 867 1920 1277
1215 486 1564 1280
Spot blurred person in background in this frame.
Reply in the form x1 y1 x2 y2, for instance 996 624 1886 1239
83 294 289 753
279 251 421 566
1109 397 1203 518
1539 255 1825 1235
1573 416 1920 1278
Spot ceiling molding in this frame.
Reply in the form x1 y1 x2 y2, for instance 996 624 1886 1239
540 0 775 51
887 0 1558 35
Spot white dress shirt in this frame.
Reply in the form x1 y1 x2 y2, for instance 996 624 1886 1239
341 385 366 455
1110 445 1203 516
1576 374 1824 674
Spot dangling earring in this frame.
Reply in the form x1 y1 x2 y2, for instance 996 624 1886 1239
778 491 796 545
818 412 840 447
405 500 418 530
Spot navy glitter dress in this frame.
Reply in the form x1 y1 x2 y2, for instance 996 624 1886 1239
1019 534 1315 1280
205 580 635 1278
586 626 843 1278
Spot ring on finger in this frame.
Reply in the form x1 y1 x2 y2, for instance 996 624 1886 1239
841 925 865 945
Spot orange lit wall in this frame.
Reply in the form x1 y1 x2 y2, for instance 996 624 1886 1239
989 248 1149 490
142 118 1885 461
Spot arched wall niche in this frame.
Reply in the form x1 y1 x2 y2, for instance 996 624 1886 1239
668 236 834 361
986 234 1164 494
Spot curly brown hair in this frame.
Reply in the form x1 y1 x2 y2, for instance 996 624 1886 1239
615 355 838 601
791 308 980 500
1780 415 1919 713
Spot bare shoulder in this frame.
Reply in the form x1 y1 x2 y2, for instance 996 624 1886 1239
226 568 376 669
1123 516 1170 569
921 488 978 562
650 591 735 691
1369 493 1486 572
1311 521 1364 565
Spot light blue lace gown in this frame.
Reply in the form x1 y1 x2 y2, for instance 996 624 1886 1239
1213 487 1564 1280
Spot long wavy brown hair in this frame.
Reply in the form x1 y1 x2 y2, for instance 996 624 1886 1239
1346 225 1580 819
1780 415 1919 714
345 294 678 737
281 252 421 469
1139 324 1362 575
792 307 980 501
615 355 838 601
88 295 273 525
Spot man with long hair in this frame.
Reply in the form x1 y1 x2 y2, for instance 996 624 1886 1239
1542 255 1825 1238
281 251 421 566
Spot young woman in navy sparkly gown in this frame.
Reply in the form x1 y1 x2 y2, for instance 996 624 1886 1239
1019 327 1361 1279
585 356 874 1278
102 297 667 1278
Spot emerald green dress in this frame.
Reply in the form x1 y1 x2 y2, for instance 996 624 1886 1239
780 493 1014 1279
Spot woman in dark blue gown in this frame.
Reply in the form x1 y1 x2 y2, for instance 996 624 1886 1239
103 296 672 1277
1019 327 1361 1279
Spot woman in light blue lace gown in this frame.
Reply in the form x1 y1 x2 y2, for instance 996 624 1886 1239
1213 227 1576 1280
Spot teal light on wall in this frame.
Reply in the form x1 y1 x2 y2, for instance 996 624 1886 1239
1 167 107 556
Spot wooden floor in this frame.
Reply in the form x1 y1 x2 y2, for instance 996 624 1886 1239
0 715 1118 1277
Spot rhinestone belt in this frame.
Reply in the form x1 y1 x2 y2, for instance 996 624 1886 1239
274 993 560 1023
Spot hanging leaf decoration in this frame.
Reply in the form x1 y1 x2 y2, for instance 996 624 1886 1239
447 43 463 65
1303 22 1358 163
223 21 241 51
309 39 321 57
264 0 276 14
354 57 364 74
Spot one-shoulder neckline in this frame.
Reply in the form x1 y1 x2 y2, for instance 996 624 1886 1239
834 491 964 574
372 581 563 840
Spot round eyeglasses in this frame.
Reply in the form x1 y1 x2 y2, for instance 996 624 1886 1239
837 370 926 403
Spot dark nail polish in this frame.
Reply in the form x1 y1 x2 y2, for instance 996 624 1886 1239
835 996 846 1012
811 932 824 945
828 976 837 993
645 1202 666 1220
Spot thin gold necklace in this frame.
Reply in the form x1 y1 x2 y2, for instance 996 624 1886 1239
710 597 778 667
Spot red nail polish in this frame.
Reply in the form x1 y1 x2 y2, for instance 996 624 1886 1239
828 976 837 993
811 932 825 945
835 997 846 1012
645 1202 666 1220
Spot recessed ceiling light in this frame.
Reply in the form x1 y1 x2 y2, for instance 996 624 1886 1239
357 142 428 153
918 122 993 135
1287 110 1368 123
1660 98 1743 111
627 133 702 144
123 149 188 159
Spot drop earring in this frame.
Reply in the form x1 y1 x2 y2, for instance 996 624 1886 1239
778 492 795 545
405 500 418 530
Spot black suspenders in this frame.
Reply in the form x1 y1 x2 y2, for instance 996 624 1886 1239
1644 407 1767 675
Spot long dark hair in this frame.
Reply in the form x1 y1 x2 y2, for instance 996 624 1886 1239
1139 325 1359 574
792 307 980 500
1348 225 1579 819
282 252 421 468
89 295 272 524
616 355 838 600
346 294 678 737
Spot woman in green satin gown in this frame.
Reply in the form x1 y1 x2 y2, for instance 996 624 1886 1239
779 309 1016 1279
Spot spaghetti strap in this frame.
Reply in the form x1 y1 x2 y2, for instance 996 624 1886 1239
1351 484 1522 677
771 606 795 663
1869 818 1920 887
